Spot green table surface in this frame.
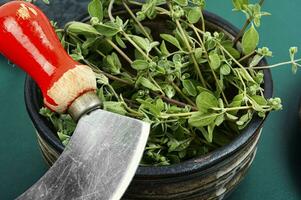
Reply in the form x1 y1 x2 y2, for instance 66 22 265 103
1 0 301 199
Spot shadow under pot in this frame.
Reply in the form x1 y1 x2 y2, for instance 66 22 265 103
24 10 273 200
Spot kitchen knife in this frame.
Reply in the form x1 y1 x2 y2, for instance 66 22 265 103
0 1 150 200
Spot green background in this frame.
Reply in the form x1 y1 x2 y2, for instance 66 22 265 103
0 0 301 199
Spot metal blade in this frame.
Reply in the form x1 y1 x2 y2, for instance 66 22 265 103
17 109 150 200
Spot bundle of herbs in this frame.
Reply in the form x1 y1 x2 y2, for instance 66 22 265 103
39 0 300 166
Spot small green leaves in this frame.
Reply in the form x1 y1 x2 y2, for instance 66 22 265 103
95 73 109 85
196 91 219 112
232 0 249 10
42 0 292 166
257 47 272 57
163 84 176 99
187 7 202 24
242 25 259 55
103 101 127 115
104 52 121 74
290 47 298 73
88 0 103 21
160 34 182 50
268 98 282 111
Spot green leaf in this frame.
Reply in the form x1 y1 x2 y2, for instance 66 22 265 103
66 22 99 36
224 46 241 59
236 111 253 129
189 112 219 127
103 101 127 115
209 52 221 70
251 95 267 106
163 84 176 99
88 0 103 21
70 53 84 61
57 131 70 142
139 77 161 92
229 93 244 115
196 91 219 111
174 0 188 6
232 0 249 10
95 73 109 85
207 123 215 143
115 35 126 48
236 68 255 83
242 25 259 55
95 22 121 37
249 54 263 67
160 41 170 56
82 37 98 50
226 113 239 121
132 36 151 52
220 64 231 75
168 138 192 152
42 0 50 4
137 98 161 116
289 47 298 74
187 7 202 24
160 34 182 50
131 60 149 70
215 114 225 126
182 79 197 97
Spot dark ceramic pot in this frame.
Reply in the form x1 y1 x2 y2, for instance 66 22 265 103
24 10 273 200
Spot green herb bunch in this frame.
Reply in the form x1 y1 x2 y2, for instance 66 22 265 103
40 0 300 166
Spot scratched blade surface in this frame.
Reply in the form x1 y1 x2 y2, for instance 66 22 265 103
17 109 150 200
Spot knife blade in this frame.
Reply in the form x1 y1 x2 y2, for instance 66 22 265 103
17 107 149 200
0 1 150 199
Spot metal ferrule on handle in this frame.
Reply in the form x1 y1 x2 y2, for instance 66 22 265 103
68 92 101 122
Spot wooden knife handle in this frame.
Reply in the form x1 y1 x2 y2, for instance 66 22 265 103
0 1 97 113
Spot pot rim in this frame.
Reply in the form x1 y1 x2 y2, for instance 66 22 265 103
24 10 273 178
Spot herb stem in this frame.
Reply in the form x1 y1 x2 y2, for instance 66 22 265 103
190 24 228 105
108 84 120 100
83 59 133 85
199 9 206 38
122 32 153 61
96 50 106 57
84 59 196 109
175 19 206 87
122 0 162 55
233 0 265 45
171 81 197 107
245 59 301 69
106 38 133 64
108 0 115 22
238 51 256 63
161 111 198 118
153 92 198 111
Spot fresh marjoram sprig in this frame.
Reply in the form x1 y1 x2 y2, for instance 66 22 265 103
40 0 300 166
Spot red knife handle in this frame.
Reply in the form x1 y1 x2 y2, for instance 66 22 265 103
0 1 97 114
